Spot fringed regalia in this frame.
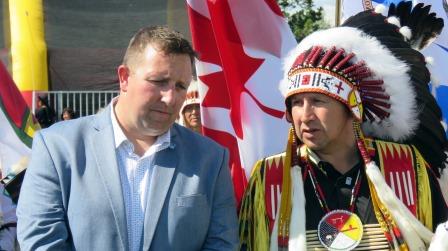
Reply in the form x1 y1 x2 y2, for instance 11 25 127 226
239 138 447 250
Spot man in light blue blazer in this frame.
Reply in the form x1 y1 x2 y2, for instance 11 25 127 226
17 26 238 251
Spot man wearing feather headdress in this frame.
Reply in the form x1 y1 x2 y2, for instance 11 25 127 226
178 80 202 134
239 2 448 250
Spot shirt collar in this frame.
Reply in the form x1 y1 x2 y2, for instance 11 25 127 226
111 98 128 148
110 97 171 152
300 145 362 178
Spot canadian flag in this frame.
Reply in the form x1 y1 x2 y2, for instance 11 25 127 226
186 0 296 205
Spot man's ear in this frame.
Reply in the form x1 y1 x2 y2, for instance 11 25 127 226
285 110 292 123
117 65 130 92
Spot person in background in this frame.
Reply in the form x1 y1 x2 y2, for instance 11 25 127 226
178 80 202 134
61 107 76 121
35 95 55 128
239 2 447 250
17 25 238 251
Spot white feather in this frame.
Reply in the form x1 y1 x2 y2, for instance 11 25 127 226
280 27 417 141
438 167 448 206
374 4 387 16
387 16 401 27
289 165 306 250
269 165 307 251
426 55 440 87
365 161 433 250
399 26 412 40
428 222 448 251
430 74 441 88
425 56 435 65
270 200 280 251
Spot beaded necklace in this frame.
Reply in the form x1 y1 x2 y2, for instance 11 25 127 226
305 161 363 214
306 158 365 251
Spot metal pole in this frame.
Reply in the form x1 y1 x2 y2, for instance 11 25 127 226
335 0 341 26
80 93 83 117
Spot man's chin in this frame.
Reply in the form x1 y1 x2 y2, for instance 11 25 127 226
302 141 322 151
189 122 201 128
140 124 171 137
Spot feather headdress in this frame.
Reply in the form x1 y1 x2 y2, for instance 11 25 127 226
178 80 201 127
280 1 446 174
278 2 446 249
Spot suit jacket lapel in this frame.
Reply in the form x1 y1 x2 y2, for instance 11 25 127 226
142 128 178 250
91 106 129 250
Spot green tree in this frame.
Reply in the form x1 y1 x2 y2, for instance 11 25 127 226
277 0 329 42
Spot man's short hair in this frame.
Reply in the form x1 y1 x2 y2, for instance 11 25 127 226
122 26 197 69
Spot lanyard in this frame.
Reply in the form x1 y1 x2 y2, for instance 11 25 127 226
305 161 362 213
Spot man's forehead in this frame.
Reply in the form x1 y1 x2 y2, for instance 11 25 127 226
184 103 200 110
290 92 331 100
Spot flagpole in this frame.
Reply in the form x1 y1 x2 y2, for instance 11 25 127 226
335 0 341 26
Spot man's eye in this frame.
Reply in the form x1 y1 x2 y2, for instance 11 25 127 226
291 99 303 106
148 79 165 85
176 83 187 90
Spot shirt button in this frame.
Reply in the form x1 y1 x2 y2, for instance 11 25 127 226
345 177 352 185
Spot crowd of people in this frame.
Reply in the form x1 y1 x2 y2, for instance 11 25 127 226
0 1 447 251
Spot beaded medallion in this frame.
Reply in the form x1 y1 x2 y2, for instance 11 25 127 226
317 210 364 251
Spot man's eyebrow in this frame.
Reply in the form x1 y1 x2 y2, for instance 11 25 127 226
147 76 169 81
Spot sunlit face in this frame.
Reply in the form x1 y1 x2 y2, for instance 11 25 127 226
62 111 72 120
116 44 192 137
287 93 355 154
183 103 201 131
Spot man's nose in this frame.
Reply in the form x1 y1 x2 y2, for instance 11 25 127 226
161 87 175 106
301 102 315 122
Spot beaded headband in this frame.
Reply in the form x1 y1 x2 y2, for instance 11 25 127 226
285 45 390 122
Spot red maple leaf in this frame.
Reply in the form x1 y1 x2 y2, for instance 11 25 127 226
203 0 283 139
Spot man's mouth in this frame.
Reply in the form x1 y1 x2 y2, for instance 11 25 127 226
302 128 319 136
302 128 318 133
152 109 171 115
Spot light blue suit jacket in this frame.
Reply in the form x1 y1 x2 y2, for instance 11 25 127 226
17 105 238 251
